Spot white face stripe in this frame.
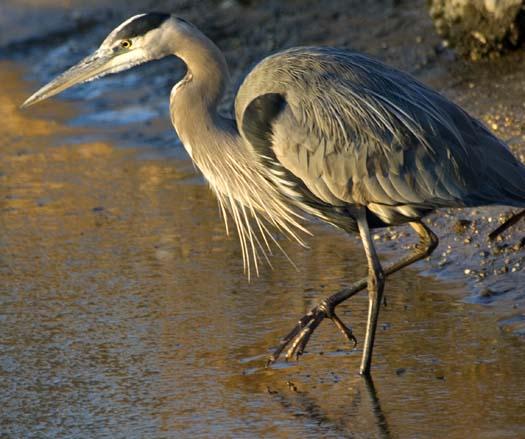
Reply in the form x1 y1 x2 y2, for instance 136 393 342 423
103 13 148 44
113 13 147 34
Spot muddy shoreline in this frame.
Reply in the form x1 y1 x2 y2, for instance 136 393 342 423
1 0 523 331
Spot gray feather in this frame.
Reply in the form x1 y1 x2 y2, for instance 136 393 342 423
237 47 525 226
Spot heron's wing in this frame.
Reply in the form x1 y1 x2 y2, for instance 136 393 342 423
238 48 525 219
242 92 362 230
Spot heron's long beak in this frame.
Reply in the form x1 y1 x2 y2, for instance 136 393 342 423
21 51 116 108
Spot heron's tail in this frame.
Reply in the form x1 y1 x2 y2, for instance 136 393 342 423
489 209 525 241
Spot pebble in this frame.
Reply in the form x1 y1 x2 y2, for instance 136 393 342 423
512 237 525 251
479 288 495 298
438 258 450 267
453 218 472 234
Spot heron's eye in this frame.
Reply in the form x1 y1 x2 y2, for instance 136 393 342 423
120 39 132 49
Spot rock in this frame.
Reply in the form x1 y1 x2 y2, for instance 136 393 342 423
498 314 525 336
478 287 506 299
479 287 493 297
512 236 525 251
396 367 407 376
453 218 472 234
428 0 525 59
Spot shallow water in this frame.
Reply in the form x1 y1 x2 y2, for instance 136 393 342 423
1 61 525 438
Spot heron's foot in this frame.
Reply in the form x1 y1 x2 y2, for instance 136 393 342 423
266 298 357 366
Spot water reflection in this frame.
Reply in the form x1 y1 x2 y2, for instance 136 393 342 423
265 375 391 439
2 61 525 438
364 376 391 439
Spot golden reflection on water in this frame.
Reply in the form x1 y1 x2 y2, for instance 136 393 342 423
1 61 525 438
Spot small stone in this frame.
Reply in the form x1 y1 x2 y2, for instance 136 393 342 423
479 288 494 298
512 237 525 251
438 258 450 267
472 31 487 45
266 387 278 395
453 219 472 234
287 381 298 392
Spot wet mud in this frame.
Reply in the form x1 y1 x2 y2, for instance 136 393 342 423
0 0 524 437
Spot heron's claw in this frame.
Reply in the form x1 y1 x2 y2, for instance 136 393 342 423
266 299 357 366
330 312 358 348
285 314 323 361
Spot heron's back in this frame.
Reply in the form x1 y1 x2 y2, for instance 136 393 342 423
235 47 525 225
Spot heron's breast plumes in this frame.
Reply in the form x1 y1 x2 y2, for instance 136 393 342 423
192 136 310 278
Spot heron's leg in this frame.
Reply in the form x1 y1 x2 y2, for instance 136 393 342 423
267 220 438 366
310 221 437 313
488 208 525 241
356 208 385 376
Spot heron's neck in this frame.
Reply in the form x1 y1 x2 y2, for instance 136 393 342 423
166 29 307 273
169 31 236 159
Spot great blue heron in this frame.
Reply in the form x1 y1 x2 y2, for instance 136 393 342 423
22 13 525 375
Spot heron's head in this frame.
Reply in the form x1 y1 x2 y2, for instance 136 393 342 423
22 12 193 108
